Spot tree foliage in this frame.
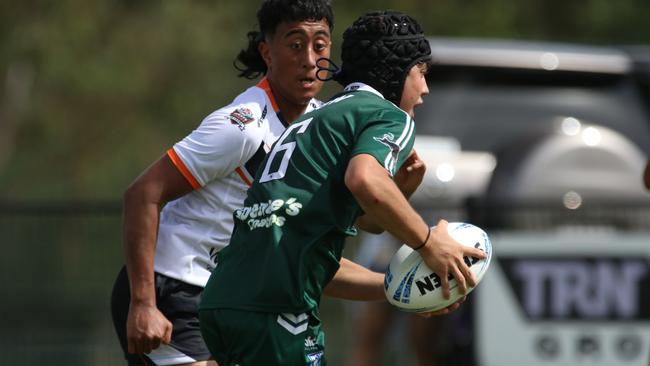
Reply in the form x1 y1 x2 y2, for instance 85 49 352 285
0 0 648 199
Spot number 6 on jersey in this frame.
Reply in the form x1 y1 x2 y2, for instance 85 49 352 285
259 117 313 183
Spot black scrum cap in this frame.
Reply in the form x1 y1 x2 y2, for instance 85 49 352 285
333 10 431 105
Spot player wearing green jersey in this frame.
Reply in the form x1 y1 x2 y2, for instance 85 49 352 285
200 10 487 366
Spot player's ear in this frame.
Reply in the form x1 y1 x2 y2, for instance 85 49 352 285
258 39 272 69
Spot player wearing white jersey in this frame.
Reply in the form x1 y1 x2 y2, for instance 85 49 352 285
155 78 321 287
110 1 344 365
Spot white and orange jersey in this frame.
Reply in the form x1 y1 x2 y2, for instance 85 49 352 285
154 78 321 287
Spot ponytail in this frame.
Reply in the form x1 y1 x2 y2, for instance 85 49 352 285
233 31 267 79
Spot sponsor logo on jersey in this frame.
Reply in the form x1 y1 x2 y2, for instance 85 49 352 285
374 133 399 148
235 197 303 230
343 84 360 92
305 335 325 365
304 335 321 354
229 107 255 131
259 105 267 127
373 133 400 175
307 351 323 366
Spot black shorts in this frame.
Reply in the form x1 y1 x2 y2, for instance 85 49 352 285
110 266 212 366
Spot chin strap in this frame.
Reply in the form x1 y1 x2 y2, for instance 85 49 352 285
316 57 341 82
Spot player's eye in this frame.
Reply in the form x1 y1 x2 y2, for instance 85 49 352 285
314 41 329 52
290 42 302 50
418 63 429 76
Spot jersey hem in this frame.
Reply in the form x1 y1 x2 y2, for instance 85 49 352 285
152 269 210 288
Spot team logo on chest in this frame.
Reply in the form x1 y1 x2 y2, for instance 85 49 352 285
229 107 256 131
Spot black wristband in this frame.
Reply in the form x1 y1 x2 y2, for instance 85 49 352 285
413 228 431 251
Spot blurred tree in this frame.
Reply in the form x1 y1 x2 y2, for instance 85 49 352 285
0 0 648 200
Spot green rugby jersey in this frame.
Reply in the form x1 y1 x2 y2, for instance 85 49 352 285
200 83 416 313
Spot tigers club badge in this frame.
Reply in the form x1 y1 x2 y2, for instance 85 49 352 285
229 107 255 131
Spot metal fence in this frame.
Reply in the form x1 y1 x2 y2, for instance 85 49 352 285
0 201 648 365
0 202 123 365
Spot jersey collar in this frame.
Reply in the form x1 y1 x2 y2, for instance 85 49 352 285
256 77 280 112
343 83 385 99
257 77 321 125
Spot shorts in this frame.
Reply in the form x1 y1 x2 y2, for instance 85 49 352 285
199 308 326 366
111 266 212 365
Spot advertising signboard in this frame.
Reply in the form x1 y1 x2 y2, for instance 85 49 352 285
476 231 650 366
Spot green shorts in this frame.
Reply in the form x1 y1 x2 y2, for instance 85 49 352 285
199 308 326 366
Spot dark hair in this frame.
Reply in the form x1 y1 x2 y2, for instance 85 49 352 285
234 0 334 79
333 10 431 105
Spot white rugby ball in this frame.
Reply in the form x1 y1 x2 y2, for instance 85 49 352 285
384 222 492 312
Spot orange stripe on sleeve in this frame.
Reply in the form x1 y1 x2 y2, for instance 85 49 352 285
167 148 201 190
257 77 280 112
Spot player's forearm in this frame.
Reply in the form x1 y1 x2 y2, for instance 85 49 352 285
324 258 385 301
355 214 384 234
122 155 195 306
122 184 160 306
346 155 429 250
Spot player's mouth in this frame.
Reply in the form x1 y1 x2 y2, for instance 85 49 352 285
300 77 316 88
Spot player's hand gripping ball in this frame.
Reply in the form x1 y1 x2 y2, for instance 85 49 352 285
384 222 492 312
